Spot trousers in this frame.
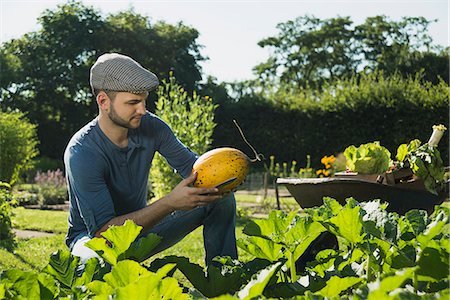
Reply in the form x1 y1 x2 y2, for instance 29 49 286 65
70 193 238 266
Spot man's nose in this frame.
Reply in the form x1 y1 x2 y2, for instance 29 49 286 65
136 102 146 115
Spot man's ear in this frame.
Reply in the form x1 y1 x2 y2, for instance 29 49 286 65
96 91 110 111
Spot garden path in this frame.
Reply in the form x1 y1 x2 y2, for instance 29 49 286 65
13 229 54 239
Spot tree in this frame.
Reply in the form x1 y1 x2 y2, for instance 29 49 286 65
0 1 206 160
255 15 357 89
254 15 447 90
0 111 39 185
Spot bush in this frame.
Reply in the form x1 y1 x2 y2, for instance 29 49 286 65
34 169 67 205
213 72 449 167
0 182 15 249
0 111 39 185
150 74 217 199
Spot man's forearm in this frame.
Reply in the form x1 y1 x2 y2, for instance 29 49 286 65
94 196 174 238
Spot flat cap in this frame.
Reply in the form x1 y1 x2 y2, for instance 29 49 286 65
90 53 159 94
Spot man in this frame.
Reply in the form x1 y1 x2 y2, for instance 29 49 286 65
64 53 237 266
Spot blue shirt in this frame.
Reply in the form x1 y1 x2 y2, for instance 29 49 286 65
63 112 197 247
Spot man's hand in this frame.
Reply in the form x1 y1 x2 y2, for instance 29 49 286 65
165 172 223 210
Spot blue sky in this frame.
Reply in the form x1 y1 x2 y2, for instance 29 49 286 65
1 0 448 82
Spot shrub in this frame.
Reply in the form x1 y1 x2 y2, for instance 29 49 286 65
0 182 15 249
150 75 217 199
34 169 67 205
0 111 39 185
213 72 449 167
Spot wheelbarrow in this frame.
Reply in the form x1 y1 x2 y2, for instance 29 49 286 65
276 175 448 215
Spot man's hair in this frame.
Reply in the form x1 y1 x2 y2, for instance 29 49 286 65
93 89 118 101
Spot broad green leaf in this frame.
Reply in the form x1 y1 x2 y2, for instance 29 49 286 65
396 143 408 162
237 261 282 300
385 244 416 269
149 256 246 298
243 210 297 244
405 210 427 236
37 273 60 300
0 283 5 299
86 220 143 265
115 275 188 300
43 249 78 289
322 197 343 215
264 282 306 298
361 200 398 243
378 267 416 292
329 205 365 245
211 295 240 299
314 276 362 298
237 236 283 262
2 270 44 300
289 219 326 260
416 246 449 281
417 210 448 248
103 260 150 288
121 233 162 262
87 280 114 296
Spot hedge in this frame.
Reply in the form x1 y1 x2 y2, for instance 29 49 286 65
212 73 449 169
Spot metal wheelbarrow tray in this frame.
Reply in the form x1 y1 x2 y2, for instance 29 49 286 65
276 176 448 215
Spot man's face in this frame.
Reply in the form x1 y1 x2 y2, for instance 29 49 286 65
107 92 148 129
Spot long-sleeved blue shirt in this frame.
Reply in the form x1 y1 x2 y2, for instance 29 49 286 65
63 111 197 247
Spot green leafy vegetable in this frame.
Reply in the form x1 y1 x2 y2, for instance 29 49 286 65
344 141 391 174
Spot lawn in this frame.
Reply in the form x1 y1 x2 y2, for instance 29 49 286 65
1 193 279 273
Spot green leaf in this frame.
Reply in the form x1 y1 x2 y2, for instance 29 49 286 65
405 210 427 236
85 220 161 266
237 236 283 262
37 273 60 300
417 210 448 248
344 142 391 174
243 210 297 244
86 220 142 265
314 276 362 298
121 233 162 262
329 205 365 245
396 143 408 162
103 260 150 288
87 280 114 297
1 269 59 300
149 256 246 298
416 246 449 281
237 261 283 300
366 268 417 299
43 249 78 289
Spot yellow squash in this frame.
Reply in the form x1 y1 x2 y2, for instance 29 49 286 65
192 147 250 193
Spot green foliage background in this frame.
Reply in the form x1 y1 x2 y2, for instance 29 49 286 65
150 75 218 199
0 183 15 249
0 111 39 185
212 72 449 168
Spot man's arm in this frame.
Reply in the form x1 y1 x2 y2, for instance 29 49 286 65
94 172 220 237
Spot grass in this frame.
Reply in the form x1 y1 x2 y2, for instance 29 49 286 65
1 194 268 273
12 207 68 233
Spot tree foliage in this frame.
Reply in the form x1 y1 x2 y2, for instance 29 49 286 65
0 111 39 185
0 1 205 159
255 15 449 90
150 74 217 199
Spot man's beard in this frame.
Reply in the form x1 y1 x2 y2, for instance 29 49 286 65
108 104 137 129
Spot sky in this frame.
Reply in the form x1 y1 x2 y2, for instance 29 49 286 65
1 0 448 82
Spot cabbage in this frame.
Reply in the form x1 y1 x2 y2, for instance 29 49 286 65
344 141 391 174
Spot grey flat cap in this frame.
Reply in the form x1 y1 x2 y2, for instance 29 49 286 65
90 53 159 94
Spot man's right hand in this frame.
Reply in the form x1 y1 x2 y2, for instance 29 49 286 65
165 172 223 210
